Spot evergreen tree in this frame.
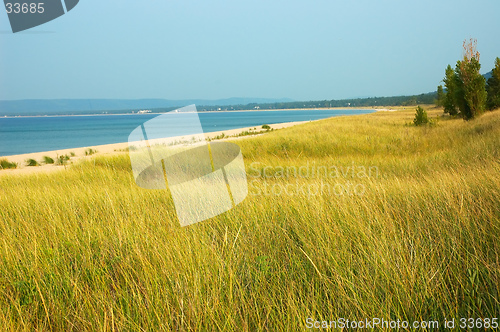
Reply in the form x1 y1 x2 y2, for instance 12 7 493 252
436 85 444 107
413 106 429 126
486 57 500 110
443 65 458 115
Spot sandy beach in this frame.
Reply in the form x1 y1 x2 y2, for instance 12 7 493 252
0 121 309 175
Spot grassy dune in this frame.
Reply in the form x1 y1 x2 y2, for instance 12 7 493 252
0 109 499 331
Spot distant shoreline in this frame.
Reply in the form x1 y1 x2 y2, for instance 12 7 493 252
0 107 379 119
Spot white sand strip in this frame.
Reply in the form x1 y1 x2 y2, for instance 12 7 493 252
0 121 308 176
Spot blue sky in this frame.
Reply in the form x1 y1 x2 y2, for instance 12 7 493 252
1 0 499 101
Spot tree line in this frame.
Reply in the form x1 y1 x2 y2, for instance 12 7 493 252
167 93 437 113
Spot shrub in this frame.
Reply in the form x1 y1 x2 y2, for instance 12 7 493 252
262 124 271 130
43 156 55 164
26 159 39 167
70 152 76 157
210 133 226 141
85 148 97 156
56 155 71 165
413 106 429 126
0 159 17 169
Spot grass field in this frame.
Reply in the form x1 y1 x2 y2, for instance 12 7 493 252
1 108 499 331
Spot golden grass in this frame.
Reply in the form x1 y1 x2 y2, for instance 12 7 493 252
0 108 499 331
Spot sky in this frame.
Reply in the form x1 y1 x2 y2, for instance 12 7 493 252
1 0 500 101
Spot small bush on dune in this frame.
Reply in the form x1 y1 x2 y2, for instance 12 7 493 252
56 155 71 165
25 159 39 167
0 159 17 169
43 156 54 164
262 124 271 130
85 148 97 156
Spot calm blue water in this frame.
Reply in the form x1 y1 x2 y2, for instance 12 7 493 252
0 109 373 156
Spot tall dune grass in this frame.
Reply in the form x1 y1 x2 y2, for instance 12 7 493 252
0 109 499 331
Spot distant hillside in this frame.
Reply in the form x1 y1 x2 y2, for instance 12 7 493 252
0 97 293 116
483 71 493 81
0 93 439 116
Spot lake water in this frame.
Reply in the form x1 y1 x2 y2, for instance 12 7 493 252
0 109 374 156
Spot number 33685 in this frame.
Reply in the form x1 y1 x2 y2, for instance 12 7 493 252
5 3 45 14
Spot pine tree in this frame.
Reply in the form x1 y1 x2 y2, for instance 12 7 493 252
436 85 444 107
413 106 429 126
443 65 458 115
486 57 500 110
